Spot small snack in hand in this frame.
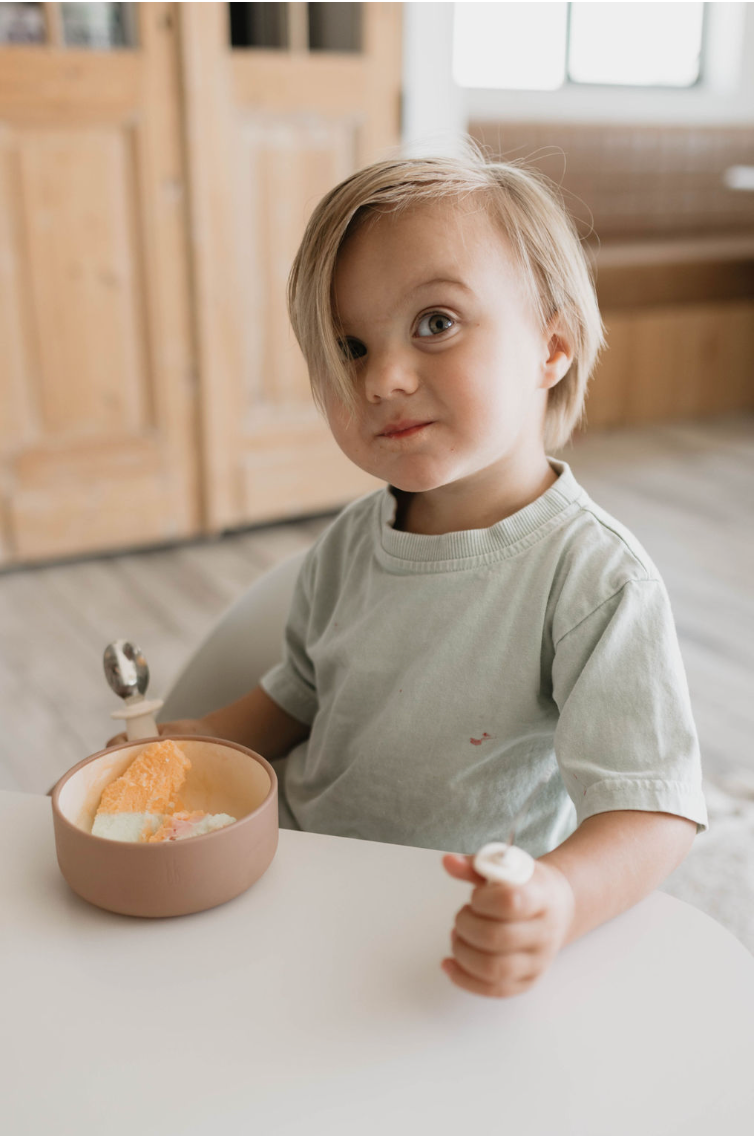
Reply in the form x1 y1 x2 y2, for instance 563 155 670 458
473 842 535 885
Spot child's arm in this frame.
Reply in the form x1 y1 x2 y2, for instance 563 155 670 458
108 685 310 761
538 808 696 944
200 685 311 759
442 809 696 999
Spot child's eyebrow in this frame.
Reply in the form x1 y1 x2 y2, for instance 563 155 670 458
408 277 473 296
337 277 475 332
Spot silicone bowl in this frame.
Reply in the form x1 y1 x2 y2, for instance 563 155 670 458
51 736 278 918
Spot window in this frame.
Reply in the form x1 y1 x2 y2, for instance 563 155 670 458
59 3 135 49
0 2 46 43
0 3 136 49
229 2 362 52
453 2 706 91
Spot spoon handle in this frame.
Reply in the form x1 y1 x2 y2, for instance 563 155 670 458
110 698 164 741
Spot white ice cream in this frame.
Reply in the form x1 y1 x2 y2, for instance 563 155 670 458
91 811 235 843
91 812 164 842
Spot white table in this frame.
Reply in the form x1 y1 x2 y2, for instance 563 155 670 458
3 789 754 1136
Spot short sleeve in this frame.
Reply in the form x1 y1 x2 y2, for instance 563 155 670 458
552 579 708 834
259 552 318 726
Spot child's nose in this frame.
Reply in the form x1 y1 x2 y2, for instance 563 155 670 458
362 351 420 402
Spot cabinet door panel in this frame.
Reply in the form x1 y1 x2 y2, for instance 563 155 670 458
0 3 197 564
18 126 150 437
235 115 356 412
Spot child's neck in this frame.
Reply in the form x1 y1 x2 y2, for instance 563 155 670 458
393 456 559 536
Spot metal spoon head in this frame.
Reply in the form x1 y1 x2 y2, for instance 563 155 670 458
103 640 149 700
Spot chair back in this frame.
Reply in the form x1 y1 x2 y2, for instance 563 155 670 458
159 550 307 722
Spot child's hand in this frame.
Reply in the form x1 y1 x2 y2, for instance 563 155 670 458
441 853 575 998
105 719 210 748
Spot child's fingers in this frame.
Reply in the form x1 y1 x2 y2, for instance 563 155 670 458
441 954 535 999
442 853 485 884
454 903 544 954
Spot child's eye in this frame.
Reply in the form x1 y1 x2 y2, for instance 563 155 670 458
415 312 455 338
337 336 367 361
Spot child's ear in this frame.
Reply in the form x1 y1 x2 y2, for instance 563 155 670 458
541 317 574 391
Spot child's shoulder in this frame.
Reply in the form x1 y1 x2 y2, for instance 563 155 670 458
548 475 664 636
300 486 385 577
565 493 659 580
314 485 384 545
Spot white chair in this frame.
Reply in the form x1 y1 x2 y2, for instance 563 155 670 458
158 550 307 723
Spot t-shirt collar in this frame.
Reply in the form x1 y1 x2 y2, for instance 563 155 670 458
378 458 584 563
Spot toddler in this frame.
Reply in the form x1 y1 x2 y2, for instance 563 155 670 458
137 145 708 998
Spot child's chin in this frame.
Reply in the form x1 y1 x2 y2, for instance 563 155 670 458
355 454 450 493
391 478 449 496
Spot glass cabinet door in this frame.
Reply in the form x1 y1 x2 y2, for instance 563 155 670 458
308 3 361 52
0 2 137 48
0 2 46 43
59 3 137 48
229 2 362 52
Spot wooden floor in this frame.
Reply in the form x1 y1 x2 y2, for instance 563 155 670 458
2 414 753 797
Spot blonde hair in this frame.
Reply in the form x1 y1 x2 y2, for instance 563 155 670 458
287 139 605 451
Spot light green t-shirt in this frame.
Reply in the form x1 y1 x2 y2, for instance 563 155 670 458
260 458 708 857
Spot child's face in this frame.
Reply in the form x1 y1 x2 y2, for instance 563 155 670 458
328 197 571 509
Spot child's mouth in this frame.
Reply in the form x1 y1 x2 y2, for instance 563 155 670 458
380 422 432 439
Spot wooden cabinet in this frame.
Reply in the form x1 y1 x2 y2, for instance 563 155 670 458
586 301 754 431
0 2 401 565
584 243 754 433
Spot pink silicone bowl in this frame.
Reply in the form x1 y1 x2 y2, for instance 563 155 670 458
51 736 278 918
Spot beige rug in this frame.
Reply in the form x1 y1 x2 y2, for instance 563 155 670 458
660 774 754 954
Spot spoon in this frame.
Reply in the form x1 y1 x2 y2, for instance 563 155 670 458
103 639 164 742
103 640 150 701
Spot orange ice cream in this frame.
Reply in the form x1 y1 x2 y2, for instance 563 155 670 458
91 739 235 843
96 739 191 817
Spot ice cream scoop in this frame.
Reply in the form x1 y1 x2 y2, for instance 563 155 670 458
103 639 164 741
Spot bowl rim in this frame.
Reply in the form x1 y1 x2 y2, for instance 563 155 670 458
50 735 278 848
